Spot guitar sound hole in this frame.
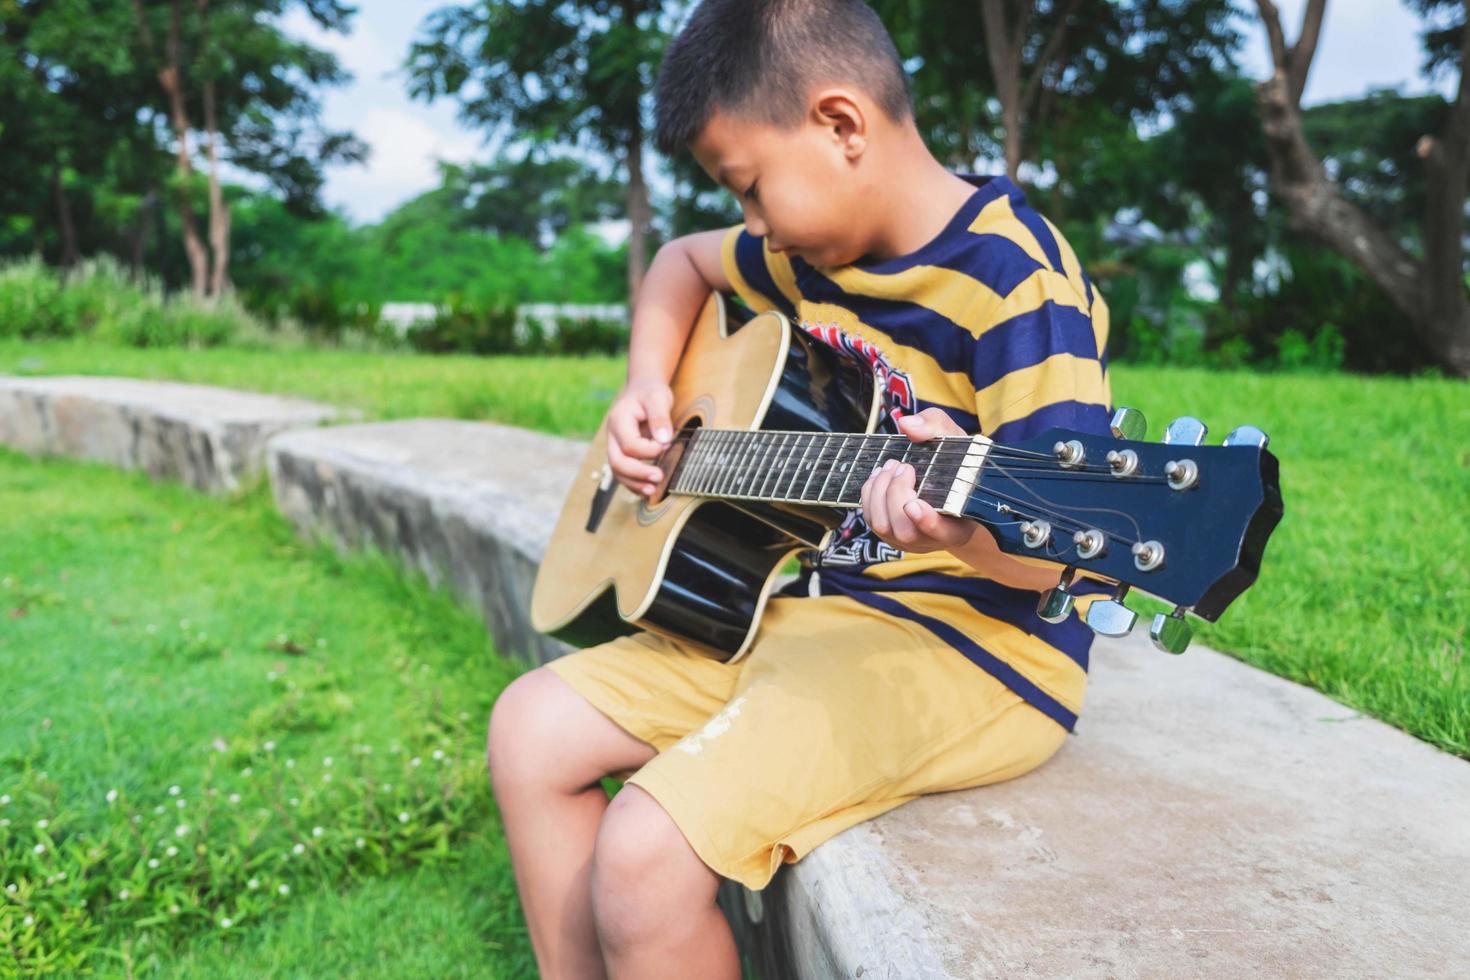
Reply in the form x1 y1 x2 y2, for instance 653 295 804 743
652 418 702 504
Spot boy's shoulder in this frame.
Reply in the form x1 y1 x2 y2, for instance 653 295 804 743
728 174 1094 316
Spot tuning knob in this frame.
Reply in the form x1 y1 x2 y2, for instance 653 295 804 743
1150 607 1193 654
1223 425 1270 449
1085 585 1138 637
1163 416 1208 446
1110 406 1147 441
1037 567 1076 624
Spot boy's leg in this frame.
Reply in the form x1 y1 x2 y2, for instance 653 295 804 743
591 785 739 980
487 666 658 980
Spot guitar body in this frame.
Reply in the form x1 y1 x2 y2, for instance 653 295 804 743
531 293 880 661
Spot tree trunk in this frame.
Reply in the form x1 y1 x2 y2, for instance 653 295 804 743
202 77 231 297
198 0 229 298
625 128 650 306
133 0 209 297
980 0 1025 181
52 167 79 272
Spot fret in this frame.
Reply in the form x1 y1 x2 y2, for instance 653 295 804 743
671 431 697 493
712 430 739 496
795 433 823 500
816 434 850 504
798 432 831 502
717 431 752 499
692 431 719 494
737 430 765 497
834 434 871 504
727 430 764 498
918 438 939 496
777 433 809 501
755 432 792 499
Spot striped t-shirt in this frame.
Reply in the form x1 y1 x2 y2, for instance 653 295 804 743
720 173 1113 732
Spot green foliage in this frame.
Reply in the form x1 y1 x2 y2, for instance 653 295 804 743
1 721 490 975
0 258 254 349
0 453 535 974
406 295 520 355
545 313 630 356
405 297 628 356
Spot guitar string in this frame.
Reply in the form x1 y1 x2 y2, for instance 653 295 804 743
667 433 1155 547
665 429 1165 481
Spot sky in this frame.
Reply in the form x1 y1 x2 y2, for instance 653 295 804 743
285 1 1455 226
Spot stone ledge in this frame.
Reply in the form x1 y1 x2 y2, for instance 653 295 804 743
266 419 587 666
264 418 1470 978
0 375 341 493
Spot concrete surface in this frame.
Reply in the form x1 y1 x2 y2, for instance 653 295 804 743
266 419 587 667
262 417 1470 978
0 375 340 493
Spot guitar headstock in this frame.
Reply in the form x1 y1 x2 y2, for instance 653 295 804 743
956 408 1283 653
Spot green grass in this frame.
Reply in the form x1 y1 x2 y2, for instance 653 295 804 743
0 338 625 436
3 340 1465 759
0 449 536 976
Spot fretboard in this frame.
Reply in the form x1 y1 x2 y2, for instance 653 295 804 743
668 429 953 508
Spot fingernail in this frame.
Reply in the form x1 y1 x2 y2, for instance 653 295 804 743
883 458 897 471
654 427 672 442
904 500 924 518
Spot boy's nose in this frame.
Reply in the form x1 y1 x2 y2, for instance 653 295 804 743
742 208 771 240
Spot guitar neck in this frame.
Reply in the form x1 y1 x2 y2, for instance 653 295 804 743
667 427 988 512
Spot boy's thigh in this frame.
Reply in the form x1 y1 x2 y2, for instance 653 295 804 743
489 666 660 790
623 595 1071 889
543 628 742 776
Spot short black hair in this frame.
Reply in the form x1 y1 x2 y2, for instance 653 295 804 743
653 0 913 157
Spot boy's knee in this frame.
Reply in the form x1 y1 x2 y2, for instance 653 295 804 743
591 787 716 949
485 667 566 792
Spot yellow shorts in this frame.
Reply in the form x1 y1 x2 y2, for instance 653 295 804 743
546 593 1073 890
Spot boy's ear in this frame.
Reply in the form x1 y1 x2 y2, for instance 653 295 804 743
811 88 868 161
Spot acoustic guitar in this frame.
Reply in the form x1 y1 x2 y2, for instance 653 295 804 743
531 293 1283 661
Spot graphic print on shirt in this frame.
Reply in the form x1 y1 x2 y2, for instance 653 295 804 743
798 317 914 568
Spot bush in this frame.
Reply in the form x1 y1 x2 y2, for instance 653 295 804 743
0 257 253 349
405 295 519 355
546 313 628 356
286 282 385 342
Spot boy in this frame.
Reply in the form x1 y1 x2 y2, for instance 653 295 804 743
488 1 1113 976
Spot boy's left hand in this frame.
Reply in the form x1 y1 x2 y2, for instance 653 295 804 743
860 408 978 555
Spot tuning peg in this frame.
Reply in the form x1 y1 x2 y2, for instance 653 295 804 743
1085 584 1138 637
1150 606 1193 654
1110 406 1147 441
1163 416 1208 446
1223 425 1270 449
1037 567 1076 624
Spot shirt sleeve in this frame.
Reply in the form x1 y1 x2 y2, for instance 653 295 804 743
969 274 1113 446
720 224 800 320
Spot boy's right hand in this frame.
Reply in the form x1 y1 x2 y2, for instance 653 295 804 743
607 378 675 497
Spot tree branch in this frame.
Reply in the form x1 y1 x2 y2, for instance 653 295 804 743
1255 0 1288 72
1021 0 1082 119
1287 0 1328 107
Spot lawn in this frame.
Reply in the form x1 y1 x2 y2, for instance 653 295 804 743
0 449 535 977
1 339 1467 766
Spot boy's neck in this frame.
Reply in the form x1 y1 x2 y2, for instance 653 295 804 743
858 144 983 265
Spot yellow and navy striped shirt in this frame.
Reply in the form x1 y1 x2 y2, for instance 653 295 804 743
720 173 1114 732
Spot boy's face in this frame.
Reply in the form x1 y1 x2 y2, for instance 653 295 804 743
691 100 875 269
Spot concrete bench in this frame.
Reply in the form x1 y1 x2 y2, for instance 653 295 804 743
267 418 1470 978
0 375 341 493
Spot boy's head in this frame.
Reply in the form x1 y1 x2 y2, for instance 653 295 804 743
654 0 918 269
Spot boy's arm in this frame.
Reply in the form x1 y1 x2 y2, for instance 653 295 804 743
859 409 1066 592
608 230 730 497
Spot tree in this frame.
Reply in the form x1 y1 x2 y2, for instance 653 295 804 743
1251 0 1470 376
128 0 366 297
875 0 1238 183
405 0 668 305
